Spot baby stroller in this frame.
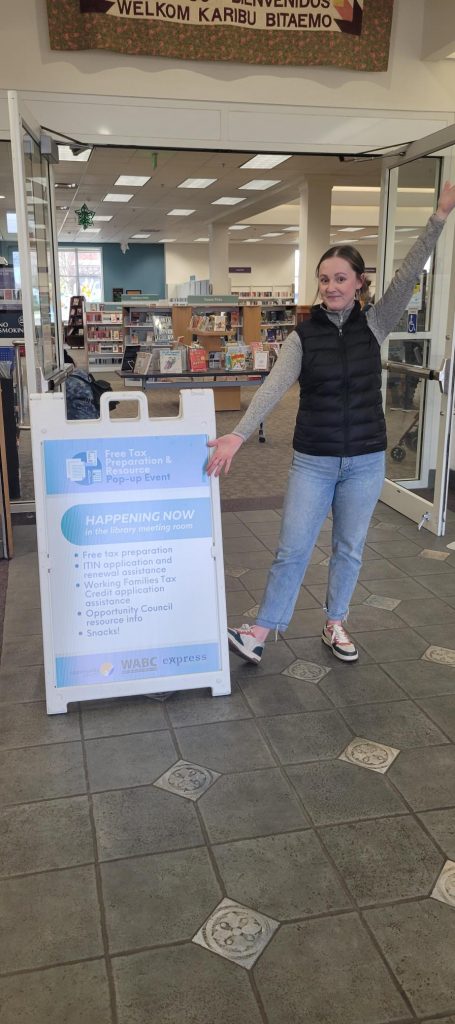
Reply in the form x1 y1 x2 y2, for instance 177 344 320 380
390 412 420 462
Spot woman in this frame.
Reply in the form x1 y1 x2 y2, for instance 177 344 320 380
207 182 455 665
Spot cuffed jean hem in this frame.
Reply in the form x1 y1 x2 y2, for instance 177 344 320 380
255 617 289 632
323 603 349 621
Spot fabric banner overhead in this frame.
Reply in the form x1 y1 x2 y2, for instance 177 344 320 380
46 0 394 68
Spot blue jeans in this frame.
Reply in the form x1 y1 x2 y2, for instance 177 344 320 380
256 450 385 630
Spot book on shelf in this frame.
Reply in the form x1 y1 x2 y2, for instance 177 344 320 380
253 350 269 371
188 347 207 371
159 349 184 373
121 345 139 372
134 351 153 375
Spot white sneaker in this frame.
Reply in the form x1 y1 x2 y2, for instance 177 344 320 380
322 622 358 662
228 624 264 665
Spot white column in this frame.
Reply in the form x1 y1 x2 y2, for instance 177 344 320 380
298 178 332 305
209 224 230 294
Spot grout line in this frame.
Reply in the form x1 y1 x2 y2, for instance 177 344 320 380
80 708 119 1024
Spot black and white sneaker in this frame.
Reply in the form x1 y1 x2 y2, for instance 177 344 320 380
228 624 264 665
321 622 358 662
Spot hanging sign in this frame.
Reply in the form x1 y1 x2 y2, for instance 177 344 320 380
0 310 24 338
406 274 424 312
31 388 230 713
46 0 394 69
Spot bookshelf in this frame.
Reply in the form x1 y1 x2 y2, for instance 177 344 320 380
241 302 296 347
122 301 177 372
64 295 86 349
189 302 242 410
232 284 295 305
86 302 123 371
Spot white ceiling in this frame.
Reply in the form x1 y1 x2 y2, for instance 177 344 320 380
0 141 437 252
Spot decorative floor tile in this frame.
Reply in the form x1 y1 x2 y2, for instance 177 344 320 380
423 645 455 667
420 549 450 561
192 897 278 969
431 860 455 908
243 604 260 619
339 737 400 774
225 567 248 578
364 594 401 612
282 660 330 684
154 760 220 801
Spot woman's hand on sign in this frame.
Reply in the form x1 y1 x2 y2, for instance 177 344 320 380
435 181 455 220
207 433 244 476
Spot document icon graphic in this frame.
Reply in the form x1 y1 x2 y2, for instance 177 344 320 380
66 458 86 482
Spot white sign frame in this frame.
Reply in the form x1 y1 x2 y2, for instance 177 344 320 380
30 388 231 714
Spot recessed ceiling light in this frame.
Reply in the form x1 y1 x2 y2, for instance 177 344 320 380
211 197 245 206
57 205 69 211
397 187 434 193
262 232 283 237
158 238 176 242
178 178 217 189
58 145 91 162
194 237 209 242
229 224 250 230
339 227 365 232
361 234 378 239
6 212 17 233
167 209 195 216
243 238 259 242
332 186 381 192
131 233 151 239
114 175 150 187
93 215 113 222
240 180 281 191
82 227 100 233
103 193 133 203
283 226 299 231
0 195 6 200
240 154 291 170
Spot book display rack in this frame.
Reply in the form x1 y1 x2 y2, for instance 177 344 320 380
86 302 123 370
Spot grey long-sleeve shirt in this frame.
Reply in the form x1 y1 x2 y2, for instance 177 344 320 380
233 214 445 441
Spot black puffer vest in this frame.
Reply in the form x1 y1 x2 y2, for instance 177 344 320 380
293 302 387 457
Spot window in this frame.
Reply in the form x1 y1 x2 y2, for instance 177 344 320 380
294 249 300 304
58 247 103 321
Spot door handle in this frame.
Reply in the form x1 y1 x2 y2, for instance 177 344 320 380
382 358 451 394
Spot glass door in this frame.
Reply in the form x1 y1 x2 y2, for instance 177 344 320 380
376 148 455 535
7 90 63 506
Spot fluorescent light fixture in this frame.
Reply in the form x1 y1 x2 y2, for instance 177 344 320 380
131 233 151 239
229 224 250 230
0 195 6 199
283 226 299 231
194 237 209 242
93 215 113 222
211 197 245 206
103 193 133 203
396 227 419 232
397 187 434 193
178 178 217 189
240 180 281 191
339 226 365 232
332 186 381 192
167 209 195 216
244 238 259 242
114 175 150 187
6 212 17 233
240 154 291 170
58 145 91 162
158 237 176 242
82 228 100 233
262 232 283 237
360 234 378 239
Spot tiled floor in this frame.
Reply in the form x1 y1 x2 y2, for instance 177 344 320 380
1 505 455 1023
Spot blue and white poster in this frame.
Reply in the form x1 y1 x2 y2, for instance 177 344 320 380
42 431 222 689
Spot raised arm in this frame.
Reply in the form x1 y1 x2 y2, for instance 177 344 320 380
367 181 455 345
207 330 302 476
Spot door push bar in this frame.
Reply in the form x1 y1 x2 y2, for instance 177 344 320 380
382 358 451 395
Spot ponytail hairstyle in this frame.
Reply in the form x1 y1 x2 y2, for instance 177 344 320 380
314 244 368 304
